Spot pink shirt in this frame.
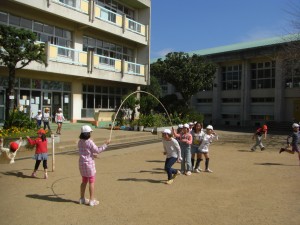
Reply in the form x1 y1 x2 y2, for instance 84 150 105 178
78 139 107 177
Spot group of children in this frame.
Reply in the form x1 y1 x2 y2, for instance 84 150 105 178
162 122 218 185
34 108 65 135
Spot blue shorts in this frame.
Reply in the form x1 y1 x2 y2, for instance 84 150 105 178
191 146 201 154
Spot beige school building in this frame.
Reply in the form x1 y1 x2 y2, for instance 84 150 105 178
0 0 150 125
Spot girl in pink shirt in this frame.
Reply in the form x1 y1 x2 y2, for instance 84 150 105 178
78 125 110 207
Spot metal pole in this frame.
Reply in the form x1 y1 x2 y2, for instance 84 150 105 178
51 134 55 172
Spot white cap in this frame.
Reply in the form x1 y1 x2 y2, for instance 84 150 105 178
292 123 299 128
206 125 213 130
38 110 41 112
189 122 194 126
183 123 189 129
81 125 93 133
58 108 62 111
178 124 183 128
162 129 171 134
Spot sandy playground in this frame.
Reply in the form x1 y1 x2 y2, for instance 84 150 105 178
0 136 299 225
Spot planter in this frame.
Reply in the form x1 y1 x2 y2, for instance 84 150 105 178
133 125 138 131
139 125 144 132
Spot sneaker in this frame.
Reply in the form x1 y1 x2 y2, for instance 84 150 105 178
186 171 192 176
44 173 48 179
261 147 265 151
172 170 181 179
205 169 213 173
89 199 99 206
195 168 202 173
79 198 89 205
31 172 37 178
250 148 255 152
165 179 174 185
279 148 285 154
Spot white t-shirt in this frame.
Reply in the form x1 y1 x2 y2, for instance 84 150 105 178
162 138 182 160
198 133 215 153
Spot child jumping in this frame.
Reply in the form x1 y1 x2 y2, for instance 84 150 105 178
173 123 193 176
251 124 268 151
0 138 22 164
27 129 48 179
162 129 182 185
78 125 110 207
279 123 300 165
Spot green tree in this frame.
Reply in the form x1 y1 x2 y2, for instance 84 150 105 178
140 75 162 114
151 52 216 106
0 24 47 126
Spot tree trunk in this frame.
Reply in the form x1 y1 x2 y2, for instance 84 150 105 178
4 67 16 128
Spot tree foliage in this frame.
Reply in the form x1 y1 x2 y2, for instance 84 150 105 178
151 52 216 106
0 24 47 126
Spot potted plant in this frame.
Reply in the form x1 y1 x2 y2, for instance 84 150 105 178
130 119 139 131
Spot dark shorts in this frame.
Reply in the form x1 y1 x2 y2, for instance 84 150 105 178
292 145 299 153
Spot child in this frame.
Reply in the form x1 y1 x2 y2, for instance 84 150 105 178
43 108 51 132
55 108 65 135
35 110 42 128
198 125 217 173
0 137 22 164
162 129 182 185
191 122 205 172
172 123 193 175
279 123 300 165
27 129 48 179
78 125 110 206
251 124 268 151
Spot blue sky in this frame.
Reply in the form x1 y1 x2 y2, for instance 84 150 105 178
150 0 297 59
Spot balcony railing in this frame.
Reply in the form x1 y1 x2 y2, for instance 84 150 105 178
48 44 88 66
53 1 146 36
47 44 145 76
52 0 89 14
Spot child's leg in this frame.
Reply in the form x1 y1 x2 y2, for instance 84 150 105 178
164 157 177 180
195 153 202 170
186 147 192 172
180 148 186 173
204 153 212 172
43 160 48 178
80 181 87 199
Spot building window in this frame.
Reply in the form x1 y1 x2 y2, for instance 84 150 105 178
221 64 242 90
96 0 135 20
197 98 213 103
251 98 274 103
222 98 240 103
83 36 134 62
283 59 300 88
250 115 274 120
251 61 275 89
82 84 127 110
222 114 240 119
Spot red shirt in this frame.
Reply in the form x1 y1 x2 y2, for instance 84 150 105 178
27 137 48 154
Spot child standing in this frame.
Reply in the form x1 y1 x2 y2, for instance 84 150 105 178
279 123 300 165
251 124 268 151
198 125 217 173
0 137 22 164
191 122 205 172
173 123 193 175
35 110 42 128
78 125 110 206
43 108 51 132
162 129 182 185
55 108 65 135
27 129 48 179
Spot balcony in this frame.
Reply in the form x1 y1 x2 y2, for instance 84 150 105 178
47 43 145 77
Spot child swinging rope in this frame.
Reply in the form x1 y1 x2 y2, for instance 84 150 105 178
0 137 22 164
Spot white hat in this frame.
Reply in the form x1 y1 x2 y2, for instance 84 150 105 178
38 110 41 112
206 125 213 130
58 108 62 111
81 125 93 133
292 123 299 128
183 123 189 129
162 129 171 134
178 124 183 128
189 122 194 126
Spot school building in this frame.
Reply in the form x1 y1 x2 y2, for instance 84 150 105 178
0 0 150 125
158 35 300 128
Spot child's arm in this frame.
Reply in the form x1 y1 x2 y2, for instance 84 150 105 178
172 127 180 138
185 134 193 145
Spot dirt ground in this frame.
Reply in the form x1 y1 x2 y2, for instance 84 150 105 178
0 138 299 225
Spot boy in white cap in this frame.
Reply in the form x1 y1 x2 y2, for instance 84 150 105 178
279 123 300 165
34 110 43 128
162 129 182 184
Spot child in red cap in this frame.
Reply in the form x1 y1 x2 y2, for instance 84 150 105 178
251 124 268 151
0 137 22 164
27 129 48 179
